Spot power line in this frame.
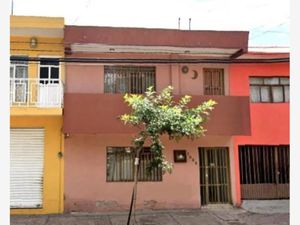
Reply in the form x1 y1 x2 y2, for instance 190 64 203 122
250 21 289 40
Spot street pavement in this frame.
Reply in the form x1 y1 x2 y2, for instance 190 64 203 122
11 206 289 225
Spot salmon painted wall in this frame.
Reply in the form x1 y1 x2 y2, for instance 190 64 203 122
10 116 64 214
65 55 230 96
64 134 235 212
229 62 290 205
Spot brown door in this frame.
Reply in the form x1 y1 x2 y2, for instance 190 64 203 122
203 68 225 95
199 147 231 205
239 145 289 199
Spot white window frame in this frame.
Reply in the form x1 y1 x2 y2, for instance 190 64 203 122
38 55 61 83
10 55 29 104
10 55 28 79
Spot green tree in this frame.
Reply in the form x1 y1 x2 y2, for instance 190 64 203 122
121 86 216 224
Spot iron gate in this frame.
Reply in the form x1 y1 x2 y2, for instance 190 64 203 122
199 147 231 205
239 145 289 199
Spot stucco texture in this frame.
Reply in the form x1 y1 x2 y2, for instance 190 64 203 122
64 134 234 212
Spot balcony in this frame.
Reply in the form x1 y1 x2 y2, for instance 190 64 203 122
10 78 64 116
63 94 251 136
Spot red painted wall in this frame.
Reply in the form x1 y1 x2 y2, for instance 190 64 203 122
229 62 290 205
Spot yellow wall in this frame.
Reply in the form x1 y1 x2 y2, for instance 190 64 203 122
10 36 65 81
10 116 64 214
10 16 65 215
11 16 64 29
10 16 65 116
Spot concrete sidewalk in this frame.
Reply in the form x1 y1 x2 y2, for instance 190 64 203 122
11 207 289 225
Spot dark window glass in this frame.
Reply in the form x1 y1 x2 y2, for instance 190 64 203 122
50 67 59 83
40 67 49 84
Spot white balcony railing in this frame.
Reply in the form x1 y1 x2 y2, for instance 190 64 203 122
10 78 64 108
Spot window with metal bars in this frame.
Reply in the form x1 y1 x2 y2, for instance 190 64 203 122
104 66 156 94
106 147 162 182
203 68 225 95
249 77 289 103
239 145 289 184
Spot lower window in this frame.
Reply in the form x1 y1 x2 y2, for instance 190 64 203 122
106 147 162 182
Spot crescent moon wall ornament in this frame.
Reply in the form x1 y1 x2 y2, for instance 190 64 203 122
192 70 198 79
181 66 189 74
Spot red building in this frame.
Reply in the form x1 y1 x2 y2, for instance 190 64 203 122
62 26 289 212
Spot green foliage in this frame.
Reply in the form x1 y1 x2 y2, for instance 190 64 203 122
121 86 216 173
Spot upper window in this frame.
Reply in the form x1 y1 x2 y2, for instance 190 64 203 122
39 58 60 84
104 66 156 94
203 68 225 95
106 147 162 182
10 57 28 103
10 57 28 79
249 77 289 103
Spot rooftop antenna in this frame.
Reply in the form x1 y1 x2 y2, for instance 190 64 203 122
11 0 14 15
178 17 181 29
189 18 191 30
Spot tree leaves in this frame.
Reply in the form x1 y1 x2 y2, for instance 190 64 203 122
120 86 217 173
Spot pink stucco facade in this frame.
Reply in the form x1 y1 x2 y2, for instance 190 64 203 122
65 56 230 96
63 26 289 212
65 134 236 212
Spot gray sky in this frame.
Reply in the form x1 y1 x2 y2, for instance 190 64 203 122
12 0 289 47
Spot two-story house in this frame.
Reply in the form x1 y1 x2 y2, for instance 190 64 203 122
10 16 65 214
62 26 258 212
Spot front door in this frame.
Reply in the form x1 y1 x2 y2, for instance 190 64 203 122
199 147 231 205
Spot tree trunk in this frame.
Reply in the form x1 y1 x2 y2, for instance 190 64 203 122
127 147 142 225
132 147 142 224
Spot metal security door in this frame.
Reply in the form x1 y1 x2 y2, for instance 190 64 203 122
10 128 45 208
239 145 289 199
199 147 231 205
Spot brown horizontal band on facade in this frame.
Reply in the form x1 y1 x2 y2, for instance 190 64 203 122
64 26 249 51
10 56 289 64
63 94 251 136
